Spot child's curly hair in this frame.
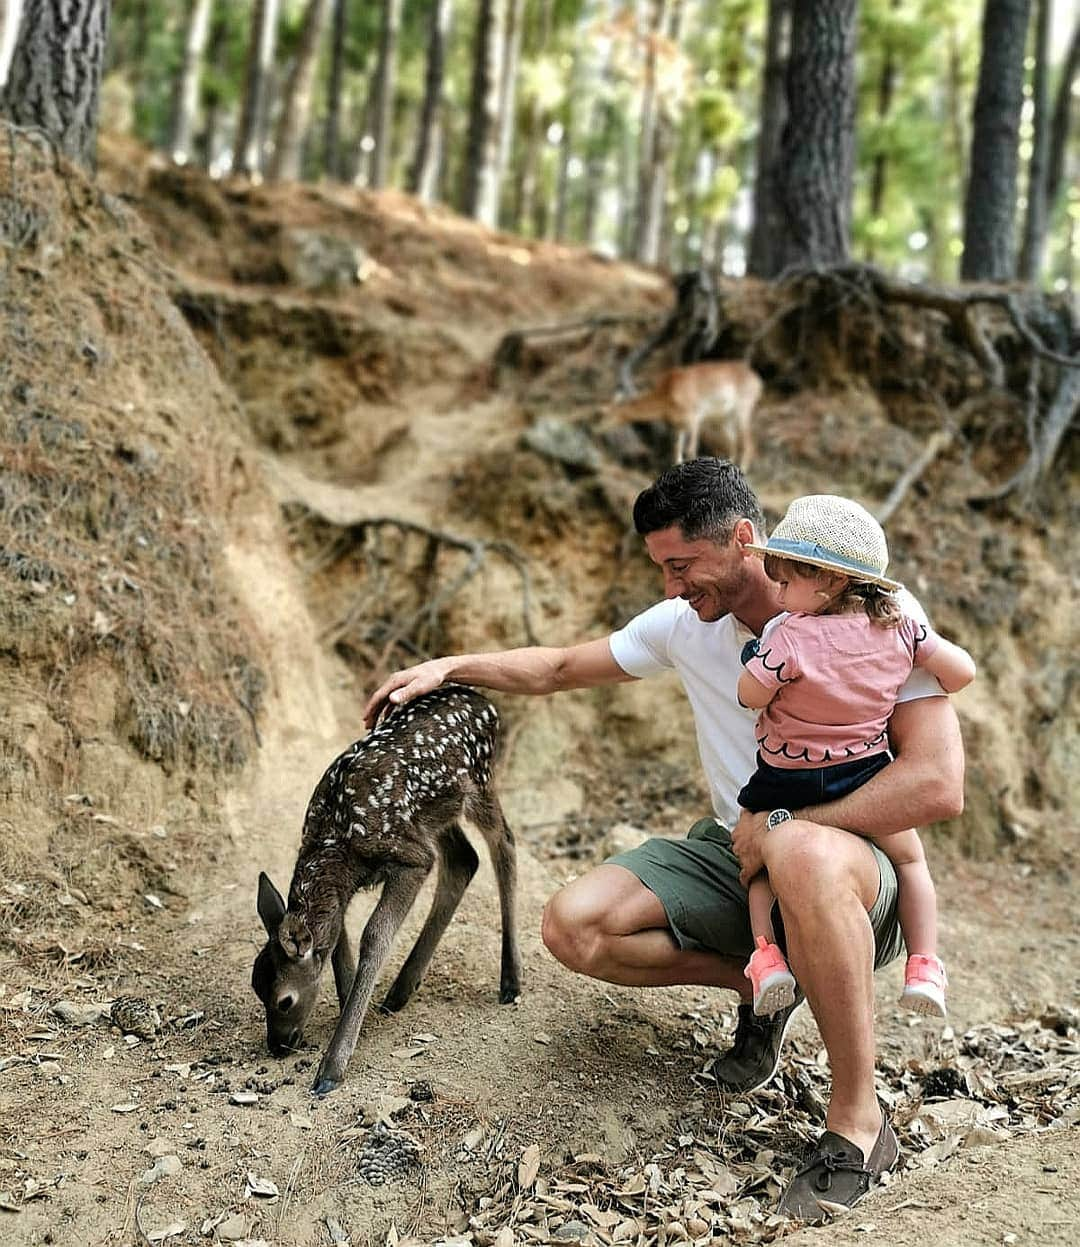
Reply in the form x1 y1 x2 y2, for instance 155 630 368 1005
762 554 903 628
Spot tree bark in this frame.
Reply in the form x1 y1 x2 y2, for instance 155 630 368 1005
496 0 524 184
235 0 280 176
0 0 24 90
168 0 213 163
461 0 505 227
0 0 110 170
748 0 791 278
196 6 230 169
1018 0 1050 283
370 0 403 189
322 0 346 179
634 0 671 264
961 0 1032 281
866 0 899 262
775 0 858 271
269 0 330 182
1045 12 1079 211
409 0 451 200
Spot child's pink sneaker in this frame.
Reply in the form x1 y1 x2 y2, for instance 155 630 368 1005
744 936 797 1017
900 954 948 1017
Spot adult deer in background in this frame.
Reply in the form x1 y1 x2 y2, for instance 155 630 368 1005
252 686 521 1096
603 360 763 468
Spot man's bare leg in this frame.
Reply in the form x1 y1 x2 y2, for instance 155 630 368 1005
542 864 750 994
764 821 884 1160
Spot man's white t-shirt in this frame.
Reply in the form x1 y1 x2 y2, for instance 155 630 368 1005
608 592 942 828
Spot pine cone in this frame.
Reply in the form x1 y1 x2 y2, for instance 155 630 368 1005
110 996 162 1040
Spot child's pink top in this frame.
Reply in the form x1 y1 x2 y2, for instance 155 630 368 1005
743 612 940 769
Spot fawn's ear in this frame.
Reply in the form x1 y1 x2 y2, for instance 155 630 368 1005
278 913 314 961
257 872 286 937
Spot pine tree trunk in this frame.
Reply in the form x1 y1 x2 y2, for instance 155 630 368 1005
0 0 110 170
0 0 24 90
235 0 280 176
634 0 670 263
1045 14 1079 212
461 0 505 226
496 0 524 185
370 0 403 189
747 0 790 277
961 0 1032 281
196 7 230 169
269 0 330 182
168 0 213 162
409 0 451 199
775 0 858 271
322 0 346 179
865 0 898 263
1018 0 1050 283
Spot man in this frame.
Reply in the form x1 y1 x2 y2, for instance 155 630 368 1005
363 459 964 1221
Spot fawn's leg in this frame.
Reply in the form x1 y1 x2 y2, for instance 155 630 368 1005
313 866 427 1096
469 789 522 1003
381 823 479 1013
331 924 356 1010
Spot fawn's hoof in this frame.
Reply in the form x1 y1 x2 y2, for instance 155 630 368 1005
379 985 414 1014
312 1072 341 1097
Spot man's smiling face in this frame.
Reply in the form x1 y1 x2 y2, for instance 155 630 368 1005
644 522 757 622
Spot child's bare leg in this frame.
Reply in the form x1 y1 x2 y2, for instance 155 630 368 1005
747 871 778 944
872 829 937 957
744 870 796 1017
873 829 947 1016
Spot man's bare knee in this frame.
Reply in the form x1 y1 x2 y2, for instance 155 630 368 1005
542 886 599 973
764 821 872 905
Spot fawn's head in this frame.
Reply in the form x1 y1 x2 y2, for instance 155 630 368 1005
252 872 325 1056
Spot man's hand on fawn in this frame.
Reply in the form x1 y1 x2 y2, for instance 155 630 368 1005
362 659 452 729
732 809 770 887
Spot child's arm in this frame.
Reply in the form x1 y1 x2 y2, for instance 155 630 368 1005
920 637 976 694
737 668 778 710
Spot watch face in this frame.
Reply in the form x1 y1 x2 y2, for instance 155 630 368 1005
767 809 792 829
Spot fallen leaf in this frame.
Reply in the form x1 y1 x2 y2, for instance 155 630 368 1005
518 1143 541 1190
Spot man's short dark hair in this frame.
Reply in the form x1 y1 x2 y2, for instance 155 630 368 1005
632 458 766 543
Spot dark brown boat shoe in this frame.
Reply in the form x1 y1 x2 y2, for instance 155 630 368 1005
777 1108 899 1224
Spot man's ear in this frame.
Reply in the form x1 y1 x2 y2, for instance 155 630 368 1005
257 872 286 937
278 913 314 961
733 518 756 552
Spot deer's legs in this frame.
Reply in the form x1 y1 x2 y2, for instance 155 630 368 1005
469 790 522 1003
313 865 428 1096
331 924 356 1011
380 823 478 1014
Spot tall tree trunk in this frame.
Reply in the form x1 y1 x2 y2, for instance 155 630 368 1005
961 0 1032 281
196 6 229 169
269 0 330 182
461 0 505 226
168 0 213 163
409 0 451 199
322 0 346 179
946 15 968 217
0 0 24 90
775 0 858 271
634 0 671 263
496 0 525 192
370 0 403 189
1045 12 1079 212
1018 0 1051 283
748 0 791 276
0 0 110 170
235 0 280 176
866 0 899 262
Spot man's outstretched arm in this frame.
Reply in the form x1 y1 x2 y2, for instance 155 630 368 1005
362 637 635 728
732 695 964 882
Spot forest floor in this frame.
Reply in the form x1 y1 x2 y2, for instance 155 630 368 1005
1 139 1077 1247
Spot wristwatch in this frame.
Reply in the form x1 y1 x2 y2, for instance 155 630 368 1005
766 808 794 830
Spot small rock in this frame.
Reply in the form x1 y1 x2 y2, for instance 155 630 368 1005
52 1000 109 1027
244 1172 279 1199
553 1221 590 1241
139 1155 182 1187
143 1138 175 1157
230 1091 259 1106
215 1212 249 1241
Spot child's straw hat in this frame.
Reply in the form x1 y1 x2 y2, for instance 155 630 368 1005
745 495 902 591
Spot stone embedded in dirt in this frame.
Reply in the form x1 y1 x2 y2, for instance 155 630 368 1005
214 1212 249 1241
325 1217 349 1245
552 1220 590 1240
290 1113 314 1130
230 1091 259 1106
144 1138 175 1157
51 1000 110 1026
244 1172 279 1199
145 1222 186 1243
522 417 602 472
139 1155 182 1187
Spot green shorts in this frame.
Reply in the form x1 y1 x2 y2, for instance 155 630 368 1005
607 817 903 970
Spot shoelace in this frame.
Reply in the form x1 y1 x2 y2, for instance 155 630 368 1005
794 1148 868 1194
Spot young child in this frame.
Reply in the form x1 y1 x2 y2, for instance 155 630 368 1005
735 494 976 1019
